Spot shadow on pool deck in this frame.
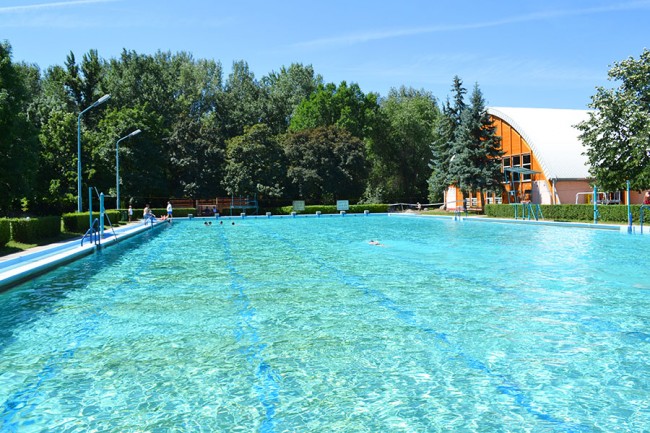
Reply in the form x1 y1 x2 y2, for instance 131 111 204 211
0 220 169 291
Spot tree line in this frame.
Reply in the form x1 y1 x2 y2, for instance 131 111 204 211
0 41 448 215
3 38 646 216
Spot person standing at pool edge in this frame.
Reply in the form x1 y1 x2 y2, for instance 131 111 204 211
166 201 173 221
143 204 155 224
644 191 650 205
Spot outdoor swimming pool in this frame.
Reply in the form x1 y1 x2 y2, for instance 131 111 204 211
0 215 649 432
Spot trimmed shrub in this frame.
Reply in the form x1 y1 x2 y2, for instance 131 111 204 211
276 204 389 215
350 204 389 213
0 219 10 247
9 216 61 244
484 204 647 224
62 211 122 233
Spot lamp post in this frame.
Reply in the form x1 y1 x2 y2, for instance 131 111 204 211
115 129 141 210
77 94 111 212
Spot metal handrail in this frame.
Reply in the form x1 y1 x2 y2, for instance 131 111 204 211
641 205 649 234
93 186 118 242
81 218 101 247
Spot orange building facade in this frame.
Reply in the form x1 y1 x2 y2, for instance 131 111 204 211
445 107 643 210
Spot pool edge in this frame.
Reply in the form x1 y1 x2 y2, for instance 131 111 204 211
0 220 169 292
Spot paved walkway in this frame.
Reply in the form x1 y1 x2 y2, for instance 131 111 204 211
0 219 169 290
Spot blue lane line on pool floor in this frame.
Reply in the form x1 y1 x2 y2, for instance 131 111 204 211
394 249 649 344
252 226 591 433
0 243 160 432
218 228 280 433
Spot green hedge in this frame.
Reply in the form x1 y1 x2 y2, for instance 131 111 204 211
276 204 390 215
8 216 61 244
484 204 647 223
0 219 10 247
62 211 121 233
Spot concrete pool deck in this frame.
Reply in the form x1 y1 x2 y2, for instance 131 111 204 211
0 219 169 290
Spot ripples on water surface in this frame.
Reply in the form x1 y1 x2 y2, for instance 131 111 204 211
1 215 649 432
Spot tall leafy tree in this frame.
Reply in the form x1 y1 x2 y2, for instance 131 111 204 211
32 65 78 213
164 54 225 199
289 81 378 140
166 111 224 199
0 42 40 214
222 124 286 198
428 76 466 204
448 83 503 204
282 126 368 202
63 49 111 211
90 105 167 206
221 60 264 138
261 63 322 134
577 48 650 191
37 109 78 212
367 86 439 202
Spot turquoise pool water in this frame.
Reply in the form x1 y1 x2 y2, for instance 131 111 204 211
1 215 649 432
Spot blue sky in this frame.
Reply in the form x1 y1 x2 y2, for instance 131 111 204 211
1 0 649 109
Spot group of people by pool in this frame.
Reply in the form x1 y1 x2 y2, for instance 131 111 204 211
142 202 173 224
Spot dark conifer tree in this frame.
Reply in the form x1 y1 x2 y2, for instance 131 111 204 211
448 83 503 204
428 76 466 203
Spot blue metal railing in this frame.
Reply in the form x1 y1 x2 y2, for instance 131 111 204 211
641 205 649 234
512 203 543 221
81 218 101 247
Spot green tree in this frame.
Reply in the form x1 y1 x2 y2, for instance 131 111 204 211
261 63 321 134
428 76 467 204
0 42 40 214
37 109 78 211
577 49 650 191
282 126 368 202
367 86 439 202
91 105 167 206
221 61 264 138
166 111 225 199
448 83 503 204
222 124 286 198
289 81 378 140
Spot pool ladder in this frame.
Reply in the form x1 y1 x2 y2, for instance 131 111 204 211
640 205 649 234
81 218 101 247
513 203 544 221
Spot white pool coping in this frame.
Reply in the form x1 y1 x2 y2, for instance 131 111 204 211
0 220 169 290
388 212 650 234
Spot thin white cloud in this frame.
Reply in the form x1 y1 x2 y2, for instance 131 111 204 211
0 0 117 14
294 0 650 49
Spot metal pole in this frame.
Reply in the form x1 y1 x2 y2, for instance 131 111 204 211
77 114 82 212
100 192 105 238
593 185 598 224
115 129 141 210
89 187 93 232
626 180 632 232
116 139 120 210
76 95 111 213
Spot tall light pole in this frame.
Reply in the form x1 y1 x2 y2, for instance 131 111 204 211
116 129 141 210
77 94 111 212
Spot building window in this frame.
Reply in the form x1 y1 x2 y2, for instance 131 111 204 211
502 154 532 182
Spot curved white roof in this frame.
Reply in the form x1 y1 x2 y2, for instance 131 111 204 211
488 107 592 180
